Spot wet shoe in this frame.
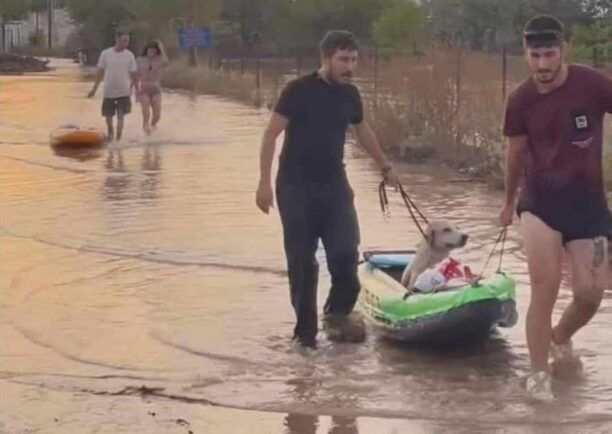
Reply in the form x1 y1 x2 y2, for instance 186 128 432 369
323 312 366 343
525 371 554 401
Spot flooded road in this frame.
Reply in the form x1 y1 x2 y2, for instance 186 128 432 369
2 60 612 433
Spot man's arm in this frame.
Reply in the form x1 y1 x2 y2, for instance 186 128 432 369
256 112 289 213
499 135 528 226
87 68 104 97
351 121 400 186
600 71 612 114
88 50 106 97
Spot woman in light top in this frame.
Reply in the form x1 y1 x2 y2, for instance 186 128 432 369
137 40 169 134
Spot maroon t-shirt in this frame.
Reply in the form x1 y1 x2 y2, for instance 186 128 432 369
503 64 612 231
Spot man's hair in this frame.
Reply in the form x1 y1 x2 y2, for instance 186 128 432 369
523 14 565 48
319 30 359 57
115 30 129 39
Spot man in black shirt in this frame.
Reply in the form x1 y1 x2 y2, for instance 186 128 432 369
256 30 400 348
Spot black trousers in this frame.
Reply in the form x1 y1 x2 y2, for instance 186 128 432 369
276 178 361 341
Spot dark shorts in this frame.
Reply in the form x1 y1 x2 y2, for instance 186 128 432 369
102 96 131 117
517 203 610 244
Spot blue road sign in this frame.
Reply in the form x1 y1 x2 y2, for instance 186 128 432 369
178 27 212 50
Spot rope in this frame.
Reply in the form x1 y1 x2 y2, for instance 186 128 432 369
398 184 429 225
497 226 507 273
378 181 429 239
474 227 507 283
377 180 509 285
378 181 390 220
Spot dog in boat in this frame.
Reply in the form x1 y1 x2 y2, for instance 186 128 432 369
400 221 469 293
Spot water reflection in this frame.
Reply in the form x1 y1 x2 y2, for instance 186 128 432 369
51 144 104 162
284 414 358 434
374 335 519 380
101 146 164 202
103 149 131 202
140 144 162 200
3 60 612 433
328 417 358 434
284 413 319 434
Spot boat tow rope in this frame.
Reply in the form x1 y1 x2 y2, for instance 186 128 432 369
474 227 507 283
379 180 508 281
378 180 429 239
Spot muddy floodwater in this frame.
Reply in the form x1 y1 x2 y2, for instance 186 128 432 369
2 60 612 433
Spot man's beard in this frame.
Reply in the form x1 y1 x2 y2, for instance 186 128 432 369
329 70 352 84
535 63 562 84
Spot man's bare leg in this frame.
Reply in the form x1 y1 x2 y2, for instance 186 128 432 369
116 113 125 141
521 212 563 373
105 116 114 141
552 237 606 346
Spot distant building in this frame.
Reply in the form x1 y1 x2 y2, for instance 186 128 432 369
3 7 76 51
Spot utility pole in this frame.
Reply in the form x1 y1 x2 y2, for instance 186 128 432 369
1 17 5 53
47 0 53 49
188 0 198 66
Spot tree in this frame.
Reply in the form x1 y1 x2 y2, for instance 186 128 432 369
422 0 605 51
29 0 47 46
573 19 612 63
60 0 610 58
0 0 30 19
582 0 612 18
373 1 421 53
63 0 219 51
0 0 31 51
216 0 390 53
30 0 47 14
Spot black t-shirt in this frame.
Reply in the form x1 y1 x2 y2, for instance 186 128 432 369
274 72 363 184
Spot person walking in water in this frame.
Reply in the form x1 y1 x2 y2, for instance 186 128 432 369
88 30 139 141
499 14 612 400
137 40 169 135
256 30 400 348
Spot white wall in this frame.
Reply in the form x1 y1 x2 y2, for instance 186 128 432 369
3 7 76 50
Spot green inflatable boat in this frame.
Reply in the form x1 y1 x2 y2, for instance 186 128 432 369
358 250 518 344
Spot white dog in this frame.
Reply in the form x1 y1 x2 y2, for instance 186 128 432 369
400 221 469 293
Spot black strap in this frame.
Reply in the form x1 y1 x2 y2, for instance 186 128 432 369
474 227 507 283
398 184 428 239
497 226 507 273
378 180 508 286
378 181 429 239
398 184 428 225
378 181 390 220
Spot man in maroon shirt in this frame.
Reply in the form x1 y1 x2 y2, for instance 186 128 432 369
500 14 612 399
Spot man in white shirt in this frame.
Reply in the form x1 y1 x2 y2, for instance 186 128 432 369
88 31 139 141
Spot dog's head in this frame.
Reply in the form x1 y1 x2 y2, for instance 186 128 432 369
425 221 469 252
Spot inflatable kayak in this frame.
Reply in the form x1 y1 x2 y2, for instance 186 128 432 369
50 124 106 147
358 250 517 344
